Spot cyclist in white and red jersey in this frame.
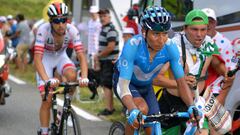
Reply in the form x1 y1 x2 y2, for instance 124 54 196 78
34 2 88 135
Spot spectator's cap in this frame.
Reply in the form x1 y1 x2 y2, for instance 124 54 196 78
123 27 135 35
201 8 217 21
0 16 7 23
89 5 99 13
98 8 110 14
7 15 13 20
185 9 208 25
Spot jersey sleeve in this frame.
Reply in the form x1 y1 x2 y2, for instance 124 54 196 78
70 25 84 54
118 36 142 80
166 39 184 79
34 25 46 55
107 29 118 42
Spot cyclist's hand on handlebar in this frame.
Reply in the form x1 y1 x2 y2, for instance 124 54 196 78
79 77 89 87
128 109 144 129
45 78 60 88
188 105 202 127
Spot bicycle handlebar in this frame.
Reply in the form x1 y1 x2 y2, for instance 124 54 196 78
43 81 94 101
141 112 189 123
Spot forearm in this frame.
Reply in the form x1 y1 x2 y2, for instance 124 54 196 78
98 48 114 58
211 56 227 76
119 78 137 111
77 53 88 78
122 95 137 111
176 77 193 106
34 54 49 81
98 41 116 58
152 75 177 89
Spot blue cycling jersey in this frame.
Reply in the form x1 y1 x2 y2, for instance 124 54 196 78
117 34 184 86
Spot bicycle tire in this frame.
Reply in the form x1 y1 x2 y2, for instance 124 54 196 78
59 108 81 135
109 121 125 135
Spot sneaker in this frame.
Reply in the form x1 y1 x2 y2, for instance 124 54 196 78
97 108 115 116
67 117 73 127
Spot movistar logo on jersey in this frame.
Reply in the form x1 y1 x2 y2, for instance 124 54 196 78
130 37 142 46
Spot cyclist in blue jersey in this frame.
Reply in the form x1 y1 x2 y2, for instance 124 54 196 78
113 6 202 135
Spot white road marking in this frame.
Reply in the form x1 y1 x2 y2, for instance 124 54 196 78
9 75 26 84
9 75 101 121
56 98 102 121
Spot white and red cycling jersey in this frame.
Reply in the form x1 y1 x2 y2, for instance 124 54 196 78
34 23 84 89
34 22 84 55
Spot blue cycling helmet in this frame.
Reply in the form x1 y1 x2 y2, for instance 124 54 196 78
140 6 171 32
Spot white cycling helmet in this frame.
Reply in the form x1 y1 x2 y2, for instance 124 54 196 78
48 2 68 18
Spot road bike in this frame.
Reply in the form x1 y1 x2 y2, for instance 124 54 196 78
108 111 197 135
38 82 81 135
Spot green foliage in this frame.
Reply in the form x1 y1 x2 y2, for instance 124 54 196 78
0 0 49 19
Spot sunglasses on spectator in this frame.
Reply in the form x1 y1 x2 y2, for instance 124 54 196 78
52 17 67 24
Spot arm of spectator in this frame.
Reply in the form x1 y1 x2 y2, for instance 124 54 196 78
97 41 116 58
152 62 178 89
211 55 226 76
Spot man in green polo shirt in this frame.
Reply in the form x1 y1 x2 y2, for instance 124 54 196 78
156 9 230 135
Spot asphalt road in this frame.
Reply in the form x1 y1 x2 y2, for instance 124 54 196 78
0 79 112 135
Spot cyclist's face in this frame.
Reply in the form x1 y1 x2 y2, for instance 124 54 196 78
51 17 67 35
145 29 168 51
184 24 208 48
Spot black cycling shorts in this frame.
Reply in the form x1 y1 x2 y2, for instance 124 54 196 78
99 60 114 89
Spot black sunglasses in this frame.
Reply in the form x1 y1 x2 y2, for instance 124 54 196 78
52 18 67 24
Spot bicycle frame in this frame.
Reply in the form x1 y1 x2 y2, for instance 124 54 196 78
51 89 73 134
44 82 79 135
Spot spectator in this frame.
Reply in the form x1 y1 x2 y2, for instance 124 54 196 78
0 22 4 52
14 14 31 71
122 8 139 35
153 9 234 134
202 8 237 71
122 27 135 43
7 15 19 48
94 8 119 116
88 5 102 69
232 38 240 58
0 16 11 46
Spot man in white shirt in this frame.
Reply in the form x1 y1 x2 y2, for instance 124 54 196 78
202 8 237 71
87 5 102 69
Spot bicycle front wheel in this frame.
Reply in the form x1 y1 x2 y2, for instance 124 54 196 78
109 121 125 135
59 108 81 135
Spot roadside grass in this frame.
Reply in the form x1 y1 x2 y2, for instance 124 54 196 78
9 63 125 122
0 0 49 19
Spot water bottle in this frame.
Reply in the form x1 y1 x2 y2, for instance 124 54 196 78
56 110 62 126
